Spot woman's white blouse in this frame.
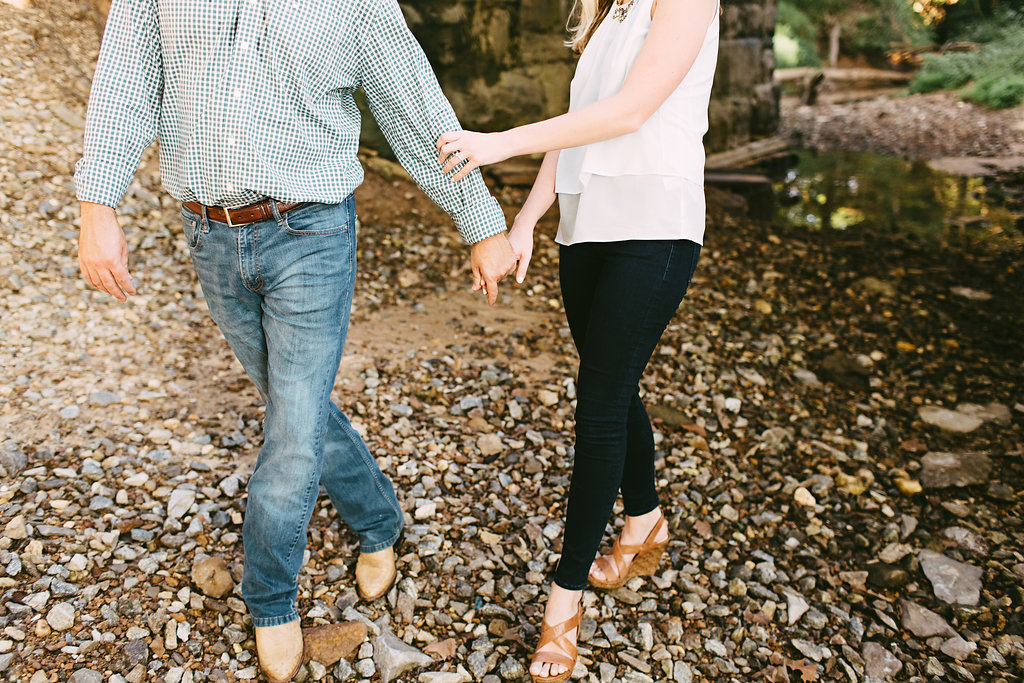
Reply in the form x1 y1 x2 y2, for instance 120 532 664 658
555 0 720 246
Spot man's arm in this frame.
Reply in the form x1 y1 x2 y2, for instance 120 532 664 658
75 0 164 301
357 0 517 304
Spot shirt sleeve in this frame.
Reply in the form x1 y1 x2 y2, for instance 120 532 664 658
357 0 506 244
74 0 164 209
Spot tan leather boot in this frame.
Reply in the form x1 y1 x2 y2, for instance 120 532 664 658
356 546 396 601
255 619 304 683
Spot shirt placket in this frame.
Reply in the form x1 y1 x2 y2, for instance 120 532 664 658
218 0 260 206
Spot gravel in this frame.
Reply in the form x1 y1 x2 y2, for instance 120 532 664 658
1 2 1022 683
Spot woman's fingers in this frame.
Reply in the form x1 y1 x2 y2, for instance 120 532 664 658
435 131 457 151
439 140 462 157
515 249 532 283
451 159 478 182
441 154 463 175
437 139 463 165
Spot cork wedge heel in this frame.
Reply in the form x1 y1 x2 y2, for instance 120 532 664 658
588 512 669 590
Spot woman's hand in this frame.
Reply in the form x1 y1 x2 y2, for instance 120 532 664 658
507 216 536 284
436 130 512 182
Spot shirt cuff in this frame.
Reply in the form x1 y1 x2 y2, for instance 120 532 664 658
450 194 507 244
74 157 130 210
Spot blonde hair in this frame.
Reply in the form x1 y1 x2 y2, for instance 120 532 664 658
566 0 613 55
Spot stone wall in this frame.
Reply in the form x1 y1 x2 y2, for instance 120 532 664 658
84 0 779 155
390 0 779 154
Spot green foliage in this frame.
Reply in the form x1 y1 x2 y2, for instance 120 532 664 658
909 51 976 93
934 0 1024 43
909 11 1024 108
848 4 934 59
776 0 932 66
962 73 1024 109
774 2 820 68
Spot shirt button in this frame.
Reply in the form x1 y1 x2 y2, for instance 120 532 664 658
227 137 237 146
232 89 242 99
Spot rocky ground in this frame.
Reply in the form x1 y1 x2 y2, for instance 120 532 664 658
782 90 1024 161
2 3 1024 683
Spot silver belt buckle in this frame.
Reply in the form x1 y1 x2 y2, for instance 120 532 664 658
223 207 238 228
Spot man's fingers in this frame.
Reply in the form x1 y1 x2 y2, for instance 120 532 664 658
484 275 499 306
97 268 127 302
113 265 137 296
81 263 99 291
471 263 483 292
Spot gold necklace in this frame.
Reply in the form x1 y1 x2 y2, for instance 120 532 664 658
612 0 638 22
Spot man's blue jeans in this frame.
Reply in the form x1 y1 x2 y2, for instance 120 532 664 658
181 198 403 627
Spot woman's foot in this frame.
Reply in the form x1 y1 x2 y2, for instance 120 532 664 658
588 508 670 585
529 586 582 682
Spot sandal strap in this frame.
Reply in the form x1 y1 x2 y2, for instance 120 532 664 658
594 513 669 582
618 512 668 555
595 538 628 580
531 650 576 670
535 605 581 665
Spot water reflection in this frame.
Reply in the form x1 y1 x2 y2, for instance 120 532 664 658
775 150 1022 243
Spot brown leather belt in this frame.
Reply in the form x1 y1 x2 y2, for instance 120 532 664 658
183 199 304 227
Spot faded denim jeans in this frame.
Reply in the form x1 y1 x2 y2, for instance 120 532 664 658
181 198 403 627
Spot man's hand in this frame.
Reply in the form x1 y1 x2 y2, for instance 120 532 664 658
470 232 518 306
79 201 137 302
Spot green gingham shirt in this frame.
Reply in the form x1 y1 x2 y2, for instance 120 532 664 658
74 0 506 244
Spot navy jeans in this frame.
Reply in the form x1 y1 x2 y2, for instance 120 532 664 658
181 199 403 626
553 239 701 590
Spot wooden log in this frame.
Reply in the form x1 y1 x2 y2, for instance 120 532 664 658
705 135 790 170
705 172 773 186
774 67 915 84
801 71 825 106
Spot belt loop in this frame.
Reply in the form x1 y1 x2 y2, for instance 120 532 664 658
269 200 286 227
200 204 210 233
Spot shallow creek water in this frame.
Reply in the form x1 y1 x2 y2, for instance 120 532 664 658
774 150 1023 244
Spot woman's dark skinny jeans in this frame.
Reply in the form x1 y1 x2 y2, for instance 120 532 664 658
553 238 700 591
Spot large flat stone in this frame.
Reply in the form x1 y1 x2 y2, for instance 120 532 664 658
919 452 992 488
900 600 954 638
919 550 983 606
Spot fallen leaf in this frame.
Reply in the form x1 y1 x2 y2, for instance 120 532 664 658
499 628 527 648
786 658 818 682
424 638 457 660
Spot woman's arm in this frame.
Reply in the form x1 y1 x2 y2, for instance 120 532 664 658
437 0 718 180
508 151 560 282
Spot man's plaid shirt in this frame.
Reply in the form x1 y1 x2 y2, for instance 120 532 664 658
74 0 506 243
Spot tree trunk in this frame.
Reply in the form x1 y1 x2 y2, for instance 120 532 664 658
827 22 842 67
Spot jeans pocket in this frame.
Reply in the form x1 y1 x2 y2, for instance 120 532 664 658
280 202 351 237
181 209 203 252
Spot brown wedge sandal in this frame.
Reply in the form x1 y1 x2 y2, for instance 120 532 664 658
589 512 669 590
530 603 582 683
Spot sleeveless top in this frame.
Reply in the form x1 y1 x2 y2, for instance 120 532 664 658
554 0 720 246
